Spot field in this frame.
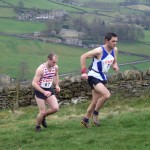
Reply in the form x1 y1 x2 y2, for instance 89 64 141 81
126 4 150 11
0 18 46 33
0 96 150 150
1 0 91 12
0 35 87 79
1 34 149 79
0 0 149 80
0 1 150 149
76 0 124 3
0 7 16 17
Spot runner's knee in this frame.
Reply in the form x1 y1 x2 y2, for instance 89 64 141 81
103 92 111 100
40 110 46 116
52 106 59 112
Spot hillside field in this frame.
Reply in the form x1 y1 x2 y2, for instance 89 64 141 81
0 96 150 150
0 0 149 80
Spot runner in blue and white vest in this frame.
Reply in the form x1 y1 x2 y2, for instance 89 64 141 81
80 32 119 128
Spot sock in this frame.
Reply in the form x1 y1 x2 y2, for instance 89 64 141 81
93 110 99 116
83 117 89 123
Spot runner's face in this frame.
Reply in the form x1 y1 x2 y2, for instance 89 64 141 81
107 37 118 49
48 56 58 67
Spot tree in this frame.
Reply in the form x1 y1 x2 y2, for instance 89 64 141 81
46 19 62 34
107 23 144 42
17 1 24 9
72 15 88 32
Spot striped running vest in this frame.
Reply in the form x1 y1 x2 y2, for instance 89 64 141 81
38 65 56 88
88 45 115 81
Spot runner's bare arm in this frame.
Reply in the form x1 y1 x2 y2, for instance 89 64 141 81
80 47 102 72
112 47 119 72
54 65 60 92
32 67 45 94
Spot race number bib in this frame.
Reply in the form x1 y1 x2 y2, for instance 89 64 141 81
40 78 53 88
103 59 113 73
103 64 111 73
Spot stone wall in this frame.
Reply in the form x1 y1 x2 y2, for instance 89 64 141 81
0 69 150 109
0 74 10 85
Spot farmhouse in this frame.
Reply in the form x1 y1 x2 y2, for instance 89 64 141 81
60 29 84 46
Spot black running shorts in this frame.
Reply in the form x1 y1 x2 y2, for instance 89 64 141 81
88 76 107 89
34 87 55 100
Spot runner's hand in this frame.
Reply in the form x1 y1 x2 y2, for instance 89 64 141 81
43 91 51 97
113 66 119 72
81 73 88 80
55 85 60 92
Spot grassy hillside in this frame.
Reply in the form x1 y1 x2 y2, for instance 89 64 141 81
76 0 146 4
0 96 150 150
0 35 87 79
0 0 149 80
77 0 124 2
143 30 150 43
119 42 150 55
1 0 91 12
0 7 16 17
0 18 46 33
1 34 149 79
0 1 150 149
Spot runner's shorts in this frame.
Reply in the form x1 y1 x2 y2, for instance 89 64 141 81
88 76 107 89
34 87 55 100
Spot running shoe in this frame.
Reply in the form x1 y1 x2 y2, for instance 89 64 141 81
81 121 89 128
35 125 41 132
92 114 100 126
42 117 48 128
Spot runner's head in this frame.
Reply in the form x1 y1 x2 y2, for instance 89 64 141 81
47 52 58 67
104 32 118 49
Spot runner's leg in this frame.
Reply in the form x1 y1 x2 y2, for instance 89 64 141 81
93 83 111 111
45 95 59 116
35 96 46 126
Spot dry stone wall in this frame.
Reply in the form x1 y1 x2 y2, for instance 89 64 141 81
0 69 150 109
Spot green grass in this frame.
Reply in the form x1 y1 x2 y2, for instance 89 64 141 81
0 96 150 150
143 30 150 43
0 7 16 17
3 0 91 12
118 41 150 55
0 0 149 80
0 18 46 33
76 0 124 3
0 1 10 6
118 62 150 72
0 34 149 80
1 34 149 80
0 35 87 79
76 0 146 4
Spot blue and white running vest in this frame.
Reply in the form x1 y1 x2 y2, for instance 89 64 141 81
88 45 115 81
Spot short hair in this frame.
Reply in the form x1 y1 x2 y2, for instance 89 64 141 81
47 52 58 60
105 32 117 41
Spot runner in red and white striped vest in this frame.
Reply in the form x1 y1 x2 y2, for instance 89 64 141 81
32 52 60 132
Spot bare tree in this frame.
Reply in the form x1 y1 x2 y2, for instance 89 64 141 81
107 23 144 41
72 15 88 32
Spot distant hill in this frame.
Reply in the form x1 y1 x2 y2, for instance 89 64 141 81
0 0 149 80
